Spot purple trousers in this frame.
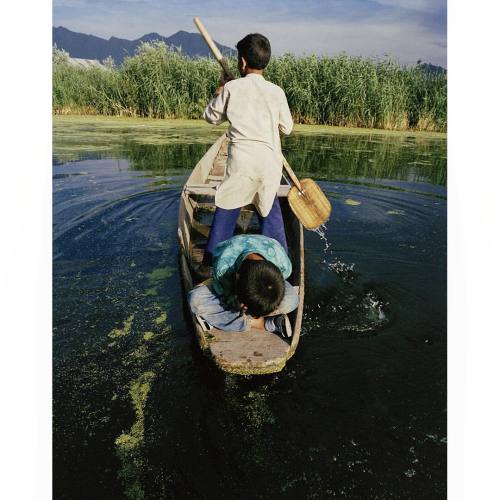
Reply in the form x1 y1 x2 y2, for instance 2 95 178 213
202 195 288 266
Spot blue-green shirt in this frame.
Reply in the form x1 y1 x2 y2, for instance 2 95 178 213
212 234 291 309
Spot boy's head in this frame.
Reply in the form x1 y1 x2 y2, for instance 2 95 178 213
236 34 271 74
235 258 285 318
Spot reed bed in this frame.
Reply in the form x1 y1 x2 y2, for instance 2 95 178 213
53 42 446 132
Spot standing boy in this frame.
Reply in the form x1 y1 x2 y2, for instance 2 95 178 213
199 33 294 276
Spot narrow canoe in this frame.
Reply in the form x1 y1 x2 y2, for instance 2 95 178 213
177 133 304 375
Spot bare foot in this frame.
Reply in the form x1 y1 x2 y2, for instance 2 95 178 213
250 316 265 330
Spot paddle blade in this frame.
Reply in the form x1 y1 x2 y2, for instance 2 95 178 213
287 178 331 230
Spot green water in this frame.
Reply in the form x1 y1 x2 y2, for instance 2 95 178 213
53 116 446 499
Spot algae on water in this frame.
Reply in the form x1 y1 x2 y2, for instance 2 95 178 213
108 315 134 339
154 312 167 325
145 266 174 296
115 371 155 499
345 199 362 206
147 266 174 282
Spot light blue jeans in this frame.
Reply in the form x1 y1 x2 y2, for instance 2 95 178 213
188 281 299 332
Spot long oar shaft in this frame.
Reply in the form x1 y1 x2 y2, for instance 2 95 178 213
282 157 304 194
193 17 234 79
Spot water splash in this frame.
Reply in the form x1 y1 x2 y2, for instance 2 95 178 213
334 290 389 334
302 290 389 336
365 291 387 321
313 223 356 282
313 224 332 253
326 260 356 282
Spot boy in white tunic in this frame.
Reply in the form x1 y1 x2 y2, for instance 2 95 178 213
199 33 293 275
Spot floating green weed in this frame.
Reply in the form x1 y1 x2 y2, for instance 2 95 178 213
108 315 134 339
144 266 174 297
154 312 167 325
147 267 174 282
345 199 362 206
115 371 155 499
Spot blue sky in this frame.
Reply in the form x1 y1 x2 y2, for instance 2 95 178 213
53 0 447 67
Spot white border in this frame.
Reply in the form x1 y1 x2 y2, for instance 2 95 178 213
2 1 500 498
0 1 52 498
449 1 500 499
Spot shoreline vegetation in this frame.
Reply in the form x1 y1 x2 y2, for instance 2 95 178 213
53 115 446 139
53 42 447 133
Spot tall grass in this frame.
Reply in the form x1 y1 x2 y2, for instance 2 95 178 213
53 43 446 132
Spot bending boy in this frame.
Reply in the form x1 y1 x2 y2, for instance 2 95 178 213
188 235 299 337
200 33 294 275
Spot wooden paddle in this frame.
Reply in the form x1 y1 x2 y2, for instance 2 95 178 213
193 17 331 230
193 17 235 80
282 158 331 230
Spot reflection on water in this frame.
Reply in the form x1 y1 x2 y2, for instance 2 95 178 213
53 117 446 185
53 117 446 499
285 132 447 187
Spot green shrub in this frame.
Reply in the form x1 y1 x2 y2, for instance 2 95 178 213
53 42 447 132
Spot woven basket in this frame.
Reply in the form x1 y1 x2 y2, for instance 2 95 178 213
287 178 332 230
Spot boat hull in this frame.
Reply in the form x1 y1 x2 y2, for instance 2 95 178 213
178 134 304 375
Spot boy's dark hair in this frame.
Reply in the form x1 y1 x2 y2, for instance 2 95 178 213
236 259 285 318
236 34 271 70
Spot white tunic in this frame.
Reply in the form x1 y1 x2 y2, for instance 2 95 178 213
203 73 293 217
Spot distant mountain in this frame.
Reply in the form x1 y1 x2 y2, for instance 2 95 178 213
53 26 236 65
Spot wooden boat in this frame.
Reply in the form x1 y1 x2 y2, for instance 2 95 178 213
178 134 304 375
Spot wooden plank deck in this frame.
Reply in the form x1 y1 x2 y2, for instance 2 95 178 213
208 329 290 375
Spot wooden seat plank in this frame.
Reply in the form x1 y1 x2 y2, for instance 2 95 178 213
208 329 290 374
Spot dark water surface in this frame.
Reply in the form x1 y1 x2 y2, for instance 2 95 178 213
53 118 446 499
